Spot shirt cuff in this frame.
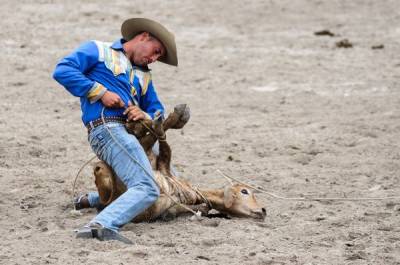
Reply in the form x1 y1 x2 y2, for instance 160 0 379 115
148 110 164 121
87 82 107 103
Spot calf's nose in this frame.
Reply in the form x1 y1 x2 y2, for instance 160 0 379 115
252 208 267 219
262 207 266 215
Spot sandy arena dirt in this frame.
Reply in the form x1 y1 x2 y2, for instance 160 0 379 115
1 0 400 264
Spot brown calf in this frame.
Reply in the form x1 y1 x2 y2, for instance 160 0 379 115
93 104 266 222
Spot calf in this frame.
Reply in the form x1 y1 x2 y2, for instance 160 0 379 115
94 104 266 222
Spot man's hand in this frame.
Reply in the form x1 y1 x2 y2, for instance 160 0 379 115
101 91 125 108
123 101 147 121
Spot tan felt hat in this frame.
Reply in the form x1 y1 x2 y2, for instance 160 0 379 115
121 18 178 66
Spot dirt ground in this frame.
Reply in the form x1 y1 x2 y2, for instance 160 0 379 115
1 0 399 264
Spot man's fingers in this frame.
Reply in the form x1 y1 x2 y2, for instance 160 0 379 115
123 106 138 115
106 101 115 108
133 114 143 121
127 110 139 119
118 99 125 108
123 104 145 121
101 91 126 108
126 109 144 121
124 105 141 115
113 95 124 108
112 100 120 107
134 113 145 121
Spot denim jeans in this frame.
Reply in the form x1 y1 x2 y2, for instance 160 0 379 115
87 122 160 231
87 140 178 211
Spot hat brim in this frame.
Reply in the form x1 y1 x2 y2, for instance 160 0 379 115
121 18 178 67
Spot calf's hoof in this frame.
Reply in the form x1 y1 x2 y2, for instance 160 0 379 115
170 104 191 129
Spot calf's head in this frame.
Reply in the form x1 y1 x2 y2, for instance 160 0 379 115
222 184 266 220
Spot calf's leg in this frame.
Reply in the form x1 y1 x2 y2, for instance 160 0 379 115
129 104 191 153
93 161 126 206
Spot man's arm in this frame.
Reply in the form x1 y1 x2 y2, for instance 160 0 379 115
53 41 124 107
53 41 106 101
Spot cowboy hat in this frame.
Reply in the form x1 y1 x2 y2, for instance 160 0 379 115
121 18 178 66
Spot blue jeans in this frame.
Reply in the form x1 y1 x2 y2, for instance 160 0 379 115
87 122 160 231
87 140 176 211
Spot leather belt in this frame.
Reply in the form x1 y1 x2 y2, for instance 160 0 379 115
86 116 126 134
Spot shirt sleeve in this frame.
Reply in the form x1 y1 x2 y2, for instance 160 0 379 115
52 41 107 101
140 78 165 120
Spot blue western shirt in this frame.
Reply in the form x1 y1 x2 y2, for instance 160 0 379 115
53 39 164 125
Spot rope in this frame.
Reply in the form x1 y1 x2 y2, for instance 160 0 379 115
217 170 400 201
72 155 97 209
193 187 213 209
138 119 158 138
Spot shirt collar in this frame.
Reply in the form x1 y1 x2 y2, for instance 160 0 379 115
110 38 151 72
110 38 126 51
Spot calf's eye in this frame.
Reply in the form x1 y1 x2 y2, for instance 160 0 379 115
241 189 249 195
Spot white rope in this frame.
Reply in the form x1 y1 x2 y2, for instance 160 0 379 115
72 155 97 208
217 170 400 201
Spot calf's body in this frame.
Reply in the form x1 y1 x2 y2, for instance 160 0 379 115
93 104 266 221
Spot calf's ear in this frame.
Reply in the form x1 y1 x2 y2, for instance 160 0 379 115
224 186 235 208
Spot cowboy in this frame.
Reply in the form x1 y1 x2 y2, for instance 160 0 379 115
53 18 178 244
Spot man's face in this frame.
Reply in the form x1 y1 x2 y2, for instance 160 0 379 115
131 33 166 66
